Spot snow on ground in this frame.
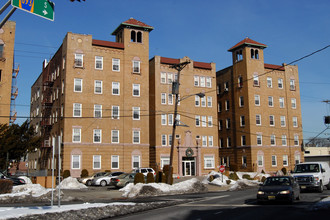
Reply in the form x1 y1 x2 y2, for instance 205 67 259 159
57 176 87 189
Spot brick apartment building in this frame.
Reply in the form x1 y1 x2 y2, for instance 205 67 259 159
0 21 18 125
217 37 303 173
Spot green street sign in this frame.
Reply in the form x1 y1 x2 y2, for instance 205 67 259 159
11 0 54 21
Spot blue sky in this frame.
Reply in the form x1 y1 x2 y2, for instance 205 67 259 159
2 0 330 141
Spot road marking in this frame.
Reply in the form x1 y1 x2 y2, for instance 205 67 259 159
179 203 258 207
214 211 223 214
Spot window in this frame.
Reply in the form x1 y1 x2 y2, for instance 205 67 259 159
293 117 298 127
200 76 206 87
133 60 140 73
161 72 167 84
227 137 231 147
133 84 140 97
236 49 243 61
225 100 229 111
112 58 120 71
137 31 142 43
238 76 243 88
161 135 167 146
167 73 173 84
112 82 120 95
111 155 119 169
204 156 215 168
168 94 173 105
132 107 140 120
226 118 230 129
94 80 102 94
161 156 170 169
94 104 102 118
206 77 212 88
74 78 82 92
62 80 64 94
93 129 101 143
95 56 103 70
218 102 222 112
194 76 199 86
74 54 83 67
195 116 200 127
294 135 299 146
239 96 244 107
72 128 81 143
133 130 140 144
257 134 262 146
278 78 283 89
202 116 207 127
73 103 82 117
161 93 166 104
267 77 272 88
268 96 273 107
167 114 173 126
132 155 140 169
270 135 276 146
169 134 172 146
202 136 207 146
208 116 213 127
280 116 286 127
195 95 200 106
224 82 229 91
283 155 288 166
161 114 167 125
253 74 259 86
256 114 261 125
239 115 245 127
295 155 300 165
291 98 297 109
251 49 259 59
241 135 246 146
93 155 101 169
208 136 213 147
255 156 263 169
290 79 295 90
112 106 120 119
254 95 260 106
282 135 287 146
111 130 119 143
271 155 277 167
207 97 212 107
279 97 285 108
269 115 275 126
201 96 206 107
72 155 80 169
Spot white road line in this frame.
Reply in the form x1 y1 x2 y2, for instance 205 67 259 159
179 203 258 207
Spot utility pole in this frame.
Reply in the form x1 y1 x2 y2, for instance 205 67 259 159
167 61 190 184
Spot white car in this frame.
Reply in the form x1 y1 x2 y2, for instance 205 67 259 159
79 172 108 186
131 168 156 176
91 172 124 187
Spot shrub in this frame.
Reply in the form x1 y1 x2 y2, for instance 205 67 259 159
81 169 89 178
261 176 267 183
261 170 265 174
104 170 111 173
63 170 70 179
163 165 173 185
226 180 231 185
146 172 155 183
228 172 239 181
0 180 13 194
281 167 287 175
134 173 145 185
242 174 252 180
209 175 214 182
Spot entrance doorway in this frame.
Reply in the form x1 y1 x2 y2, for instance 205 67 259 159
182 157 195 176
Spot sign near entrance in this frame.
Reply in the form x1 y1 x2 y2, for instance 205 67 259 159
219 165 225 173
11 0 55 21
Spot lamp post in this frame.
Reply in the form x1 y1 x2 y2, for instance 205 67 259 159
166 61 205 184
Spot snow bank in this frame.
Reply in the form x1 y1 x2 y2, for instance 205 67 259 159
57 177 87 190
310 196 330 211
229 179 260 191
120 178 207 198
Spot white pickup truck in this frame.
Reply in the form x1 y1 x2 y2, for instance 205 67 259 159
292 162 330 192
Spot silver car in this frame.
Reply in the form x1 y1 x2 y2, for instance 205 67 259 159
91 172 124 187
79 172 108 186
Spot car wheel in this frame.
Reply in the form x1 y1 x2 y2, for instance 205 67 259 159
318 182 324 193
86 180 92 186
296 193 300 200
100 180 107 187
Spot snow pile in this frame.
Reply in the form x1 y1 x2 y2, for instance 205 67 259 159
229 179 260 191
57 177 87 189
12 183 50 197
120 178 207 198
310 196 330 211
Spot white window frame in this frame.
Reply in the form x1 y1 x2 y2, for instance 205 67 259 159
161 72 167 84
206 77 212 88
271 155 277 167
93 155 101 169
93 129 102 143
239 96 244 107
167 73 173 84
195 95 200 106
267 77 272 88
202 136 207 147
161 134 167 146
208 136 213 147
195 115 200 127
161 114 167 125
73 103 82 117
168 114 173 126
161 93 166 105
168 94 173 105
283 155 288 167
200 76 206 87
269 115 275 126
282 135 287 146
94 80 103 94
132 155 140 169
74 54 83 68
204 156 215 168
133 130 140 144
112 106 120 119
290 79 295 90
112 82 120 95
133 84 140 97
95 56 103 70
254 95 260 106
256 114 261 125
72 128 81 143
207 96 212 107
194 75 199 86
294 135 299 146
72 155 81 169
201 96 206 107
257 134 262 146
291 98 297 109
111 155 119 169
253 74 259 86
112 58 120 71
293 117 298 127
160 156 170 169
280 116 286 127
74 78 82 92
111 130 119 143
208 116 213 127
133 60 140 73
94 104 102 118
132 107 140 120
202 116 207 127
257 155 263 167
268 96 273 107
278 78 283 89
240 116 245 127
279 97 285 108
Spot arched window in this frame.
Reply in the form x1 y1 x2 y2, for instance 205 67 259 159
251 49 255 59
131 30 136 42
255 50 259 59
137 32 142 43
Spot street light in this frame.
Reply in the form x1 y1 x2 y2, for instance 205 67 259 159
166 61 205 184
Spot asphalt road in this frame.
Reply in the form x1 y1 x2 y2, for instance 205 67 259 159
109 188 330 220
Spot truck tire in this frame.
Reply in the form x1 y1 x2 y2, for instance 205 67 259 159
318 181 323 193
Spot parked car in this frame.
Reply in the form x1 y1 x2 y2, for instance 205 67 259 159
292 162 330 192
91 172 124 186
110 173 137 188
0 171 26 185
131 168 155 176
257 176 300 204
79 172 108 186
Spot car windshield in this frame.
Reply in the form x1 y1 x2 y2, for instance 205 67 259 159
264 177 291 186
294 164 319 173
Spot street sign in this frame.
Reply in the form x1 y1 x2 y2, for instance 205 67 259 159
11 0 54 21
219 165 225 173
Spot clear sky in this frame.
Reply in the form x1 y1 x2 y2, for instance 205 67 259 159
2 0 330 141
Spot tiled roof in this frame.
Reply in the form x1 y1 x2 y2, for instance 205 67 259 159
228 37 267 51
160 57 180 65
264 63 285 71
112 18 153 35
92 39 124 49
193 61 212 70
160 57 212 70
